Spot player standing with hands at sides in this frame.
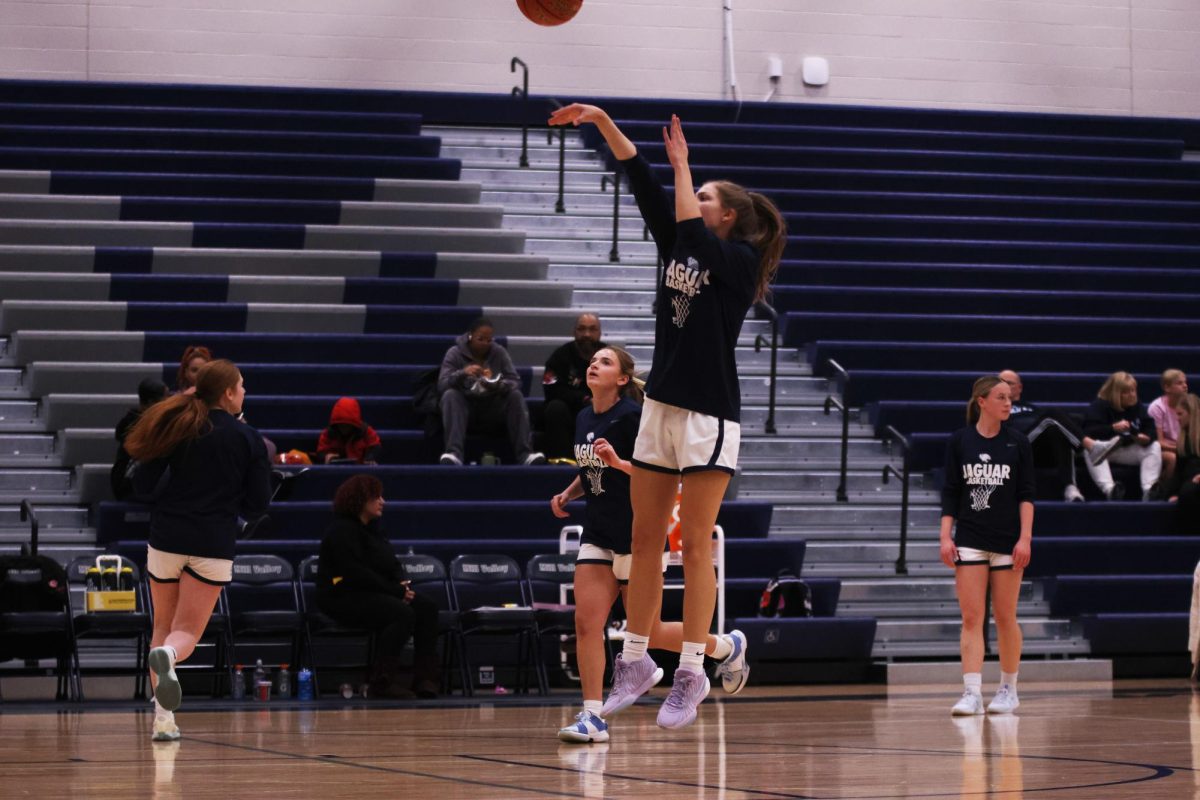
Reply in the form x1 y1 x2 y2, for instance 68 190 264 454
549 103 786 728
123 359 271 741
940 376 1035 717
550 346 749 744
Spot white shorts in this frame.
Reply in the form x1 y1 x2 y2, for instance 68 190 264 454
955 546 1014 571
147 545 234 585
632 397 740 475
576 543 669 583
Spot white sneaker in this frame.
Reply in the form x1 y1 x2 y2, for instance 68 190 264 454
1063 484 1085 502
152 712 181 741
987 684 1019 714
439 452 462 465
523 451 547 466
714 630 750 694
1088 437 1119 466
558 710 609 743
149 646 181 712
951 690 985 716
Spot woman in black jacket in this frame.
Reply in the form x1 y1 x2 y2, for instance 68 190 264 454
1081 371 1163 501
125 359 271 741
316 474 439 699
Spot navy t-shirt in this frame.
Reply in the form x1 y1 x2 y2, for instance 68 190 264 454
574 397 641 553
940 425 1035 555
620 154 758 423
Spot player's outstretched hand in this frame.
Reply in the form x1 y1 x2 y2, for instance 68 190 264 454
549 103 609 127
662 114 689 168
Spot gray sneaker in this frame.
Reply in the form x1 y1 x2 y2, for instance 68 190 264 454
987 684 1019 714
951 689 985 716
149 646 181 712
600 653 663 717
656 667 710 729
1088 437 1119 466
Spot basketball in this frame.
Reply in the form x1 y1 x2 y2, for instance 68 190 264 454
516 0 582 26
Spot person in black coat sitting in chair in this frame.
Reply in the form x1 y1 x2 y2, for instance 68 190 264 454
316 474 439 699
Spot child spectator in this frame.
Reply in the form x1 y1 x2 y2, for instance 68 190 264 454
1165 393 1200 530
1148 369 1188 482
1082 371 1163 501
317 397 382 464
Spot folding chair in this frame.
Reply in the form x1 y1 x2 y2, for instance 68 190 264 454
395 553 470 696
297 554 375 697
0 552 82 701
227 554 305 695
449 554 546 696
66 555 151 700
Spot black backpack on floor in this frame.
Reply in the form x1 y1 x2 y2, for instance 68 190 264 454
758 568 813 618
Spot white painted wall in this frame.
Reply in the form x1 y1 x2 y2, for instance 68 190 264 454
1 0 1197 118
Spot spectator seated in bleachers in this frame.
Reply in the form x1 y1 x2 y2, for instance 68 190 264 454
316 474 440 699
1082 371 1163 501
1148 368 1188 484
175 344 212 394
436 316 545 466
999 369 1103 502
542 312 605 464
316 397 382 465
1164 393 1200 530
110 377 168 500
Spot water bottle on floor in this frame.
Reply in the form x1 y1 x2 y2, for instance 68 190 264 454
232 665 246 700
252 659 266 700
297 668 314 700
277 664 291 698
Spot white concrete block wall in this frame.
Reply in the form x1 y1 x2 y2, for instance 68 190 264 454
0 0 1196 118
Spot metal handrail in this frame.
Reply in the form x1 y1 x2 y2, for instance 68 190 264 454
600 169 621 262
753 301 779 435
510 57 529 167
19 498 38 556
881 424 912 575
546 99 566 213
822 359 851 501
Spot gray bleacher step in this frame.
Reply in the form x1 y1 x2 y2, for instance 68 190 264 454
425 126 591 149
0 504 89 529
0 170 50 195
503 213 655 235
58 429 116 466
0 529 95 547
460 167 611 188
0 399 40 431
802 541 942 563
886 659 1112 684
772 504 942 530
739 437 892 465
550 265 656 283
370 178 484 205
847 598 1050 619
27 362 163 396
0 367 23 394
0 469 73 492
439 145 600 168
803 562 949 578
483 192 640 211
745 488 939 504
875 638 1092 659
573 289 654 310
526 237 658 258
876 617 1075 644
739 469 928 493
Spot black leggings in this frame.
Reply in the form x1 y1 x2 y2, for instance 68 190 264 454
319 591 440 679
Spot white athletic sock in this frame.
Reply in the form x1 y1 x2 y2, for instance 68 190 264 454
621 632 649 662
1001 671 1018 692
964 672 983 695
679 641 706 672
583 700 603 718
163 644 177 665
153 699 171 717
710 635 733 661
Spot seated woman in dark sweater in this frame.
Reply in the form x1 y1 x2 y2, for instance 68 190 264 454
316 474 439 699
1081 371 1163 501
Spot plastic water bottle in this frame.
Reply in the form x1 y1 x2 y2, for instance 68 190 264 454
231 665 246 700
277 664 291 698
297 668 314 700
252 659 266 700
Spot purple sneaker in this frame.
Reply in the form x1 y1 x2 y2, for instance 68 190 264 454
656 666 710 729
600 653 663 717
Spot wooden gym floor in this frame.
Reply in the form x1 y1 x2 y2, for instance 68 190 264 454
2 680 1199 798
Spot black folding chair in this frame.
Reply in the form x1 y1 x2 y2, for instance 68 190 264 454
396 553 470 696
449 554 547 696
0 553 82 701
66 555 151 700
297 554 375 697
227 554 305 695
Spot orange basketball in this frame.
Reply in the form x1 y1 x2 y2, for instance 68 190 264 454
516 0 582 26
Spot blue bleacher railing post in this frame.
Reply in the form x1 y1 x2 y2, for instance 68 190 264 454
510 57 530 168
601 170 621 262
881 425 911 575
753 301 779 435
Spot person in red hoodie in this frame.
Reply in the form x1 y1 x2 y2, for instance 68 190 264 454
317 397 382 464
